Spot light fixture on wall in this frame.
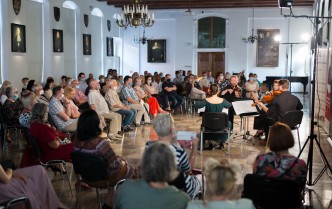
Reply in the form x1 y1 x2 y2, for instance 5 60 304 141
242 5 258 44
134 28 151 45
115 0 155 29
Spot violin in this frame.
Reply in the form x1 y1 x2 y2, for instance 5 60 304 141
233 85 242 92
251 90 282 106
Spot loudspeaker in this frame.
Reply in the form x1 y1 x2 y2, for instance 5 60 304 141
278 0 293 8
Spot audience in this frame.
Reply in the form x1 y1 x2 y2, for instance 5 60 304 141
32 83 49 105
162 74 184 114
185 74 206 100
26 79 36 91
187 158 255 209
75 110 137 209
198 71 210 90
206 71 214 84
253 122 307 188
215 72 229 91
19 90 37 128
115 142 189 209
49 86 78 132
152 74 163 93
78 72 88 93
21 77 29 92
43 77 54 101
2 86 23 127
63 86 80 119
0 80 12 105
245 73 259 99
70 79 89 111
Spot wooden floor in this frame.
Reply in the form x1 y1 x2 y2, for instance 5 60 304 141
4 94 332 209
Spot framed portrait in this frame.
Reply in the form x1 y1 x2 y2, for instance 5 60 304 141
83 34 91 55
11 23 26 53
53 29 63 52
147 39 166 63
256 29 280 67
106 37 113 56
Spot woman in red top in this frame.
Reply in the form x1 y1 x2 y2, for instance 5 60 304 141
29 103 74 163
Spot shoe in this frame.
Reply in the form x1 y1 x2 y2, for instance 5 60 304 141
254 130 264 137
144 121 151 125
115 133 123 138
203 143 214 150
108 134 118 140
133 123 141 127
140 121 145 125
124 126 133 132
48 165 67 175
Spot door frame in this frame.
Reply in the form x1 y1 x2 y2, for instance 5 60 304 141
193 13 229 75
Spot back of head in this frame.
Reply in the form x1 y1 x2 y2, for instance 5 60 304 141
21 90 36 108
268 122 294 152
141 142 178 182
31 103 48 123
5 86 13 98
152 114 174 138
52 85 62 96
210 84 219 95
77 109 101 141
278 79 289 90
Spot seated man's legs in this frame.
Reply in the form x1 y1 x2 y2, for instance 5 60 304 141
102 112 122 136
63 119 78 132
129 104 145 125
142 103 151 123
168 93 184 112
116 108 135 127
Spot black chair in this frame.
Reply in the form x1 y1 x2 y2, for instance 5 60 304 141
0 197 31 209
280 110 303 150
242 174 303 209
200 112 230 155
29 135 73 196
0 111 21 159
71 151 126 209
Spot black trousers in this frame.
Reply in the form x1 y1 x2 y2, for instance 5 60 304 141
254 113 276 138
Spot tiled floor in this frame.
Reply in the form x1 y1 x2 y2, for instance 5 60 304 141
3 94 332 209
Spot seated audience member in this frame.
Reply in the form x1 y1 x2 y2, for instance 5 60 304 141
132 72 139 80
198 71 210 91
70 79 89 111
118 76 124 87
61 75 67 88
102 78 111 95
162 74 184 114
0 80 12 105
225 72 231 81
152 114 203 198
199 84 232 150
185 74 206 101
152 74 163 93
173 70 184 85
206 71 214 84
115 142 189 209
88 73 94 79
253 122 307 188
99 75 106 90
75 110 137 208
63 86 81 119
77 72 88 93
187 158 255 209
32 84 49 105
0 164 67 209
30 103 74 164
49 86 78 132
26 79 36 91
19 90 37 128
144 76 171 112
215 72 229 91
120 76 151 126
88 79 122 140
133 77 165 118
21 77 29 92
105 79 135 132
245 73 259 99
254 73 262 95
43 77 54 101
2 86 23 126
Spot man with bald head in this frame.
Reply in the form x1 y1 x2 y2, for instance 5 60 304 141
87 79 122 140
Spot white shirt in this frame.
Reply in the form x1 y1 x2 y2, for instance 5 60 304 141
152 81 162 93
88 90 109 115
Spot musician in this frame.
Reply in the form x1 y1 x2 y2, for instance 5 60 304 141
220 75 242 129
254 79 303 142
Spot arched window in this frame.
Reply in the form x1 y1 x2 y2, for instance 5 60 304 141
198 16 226 48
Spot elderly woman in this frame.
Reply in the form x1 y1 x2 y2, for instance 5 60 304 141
19 90 37 128
0 164 67 209
253 122 307 187
62 86 80 119
75 109 137 209
29 103 74 164
0 80 12 105
2 86 23 126
152 114 203 198
187 158 255 209
115 142 190 209
133 77 165 118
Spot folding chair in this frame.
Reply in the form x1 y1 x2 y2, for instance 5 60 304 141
242 174 304 209
0 196 31 209
280 110 303 150
200 112 231 155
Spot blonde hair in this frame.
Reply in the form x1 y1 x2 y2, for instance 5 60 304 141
64 86 75 99
21 91 36 108
153 114 174 137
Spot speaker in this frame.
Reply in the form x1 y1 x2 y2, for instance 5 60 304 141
278 0 293 8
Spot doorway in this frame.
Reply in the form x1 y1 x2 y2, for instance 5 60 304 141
197 52 225 78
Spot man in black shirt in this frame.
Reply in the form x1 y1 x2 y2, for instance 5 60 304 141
162 74 184 113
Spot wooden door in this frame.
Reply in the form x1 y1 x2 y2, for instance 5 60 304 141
198 52 225 78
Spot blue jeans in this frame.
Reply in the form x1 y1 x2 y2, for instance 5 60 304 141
168 93 184 111
116 108 136 127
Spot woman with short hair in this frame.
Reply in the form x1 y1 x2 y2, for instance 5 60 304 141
115 142 189 209
2 86 23 126
253 122 307 187
63 86 80 119
19 90 37 128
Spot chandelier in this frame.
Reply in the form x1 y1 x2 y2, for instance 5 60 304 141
242 6 258 44
115 0 155 28
134 29 151 45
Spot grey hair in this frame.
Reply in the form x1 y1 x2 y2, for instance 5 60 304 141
152 114 174 137
140 142 178 182
31 84 42 93
21 92 36 108
31 103 49 124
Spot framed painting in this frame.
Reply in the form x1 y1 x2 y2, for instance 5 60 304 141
256 29 280 67
106 37 113 56
53 29 63 52
147 39 166 63
11 23 26 52
83 34 91 55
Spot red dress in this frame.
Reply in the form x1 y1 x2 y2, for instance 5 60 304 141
147 97 160 115
29 122 74 162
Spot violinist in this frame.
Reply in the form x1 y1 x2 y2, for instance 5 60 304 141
253 79 303 143
220 75 242 130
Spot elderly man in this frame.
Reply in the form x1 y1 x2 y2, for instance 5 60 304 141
120 76 150 126
71 79 89 111
88 79 122 140
105 79 135 132
49 86 77 132
31 84 48 105
199 71 211 89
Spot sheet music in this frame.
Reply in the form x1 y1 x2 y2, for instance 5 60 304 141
232 100 258 115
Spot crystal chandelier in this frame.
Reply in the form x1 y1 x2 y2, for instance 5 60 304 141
242 6 258 44
115 0 155 29
134 29 151 45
